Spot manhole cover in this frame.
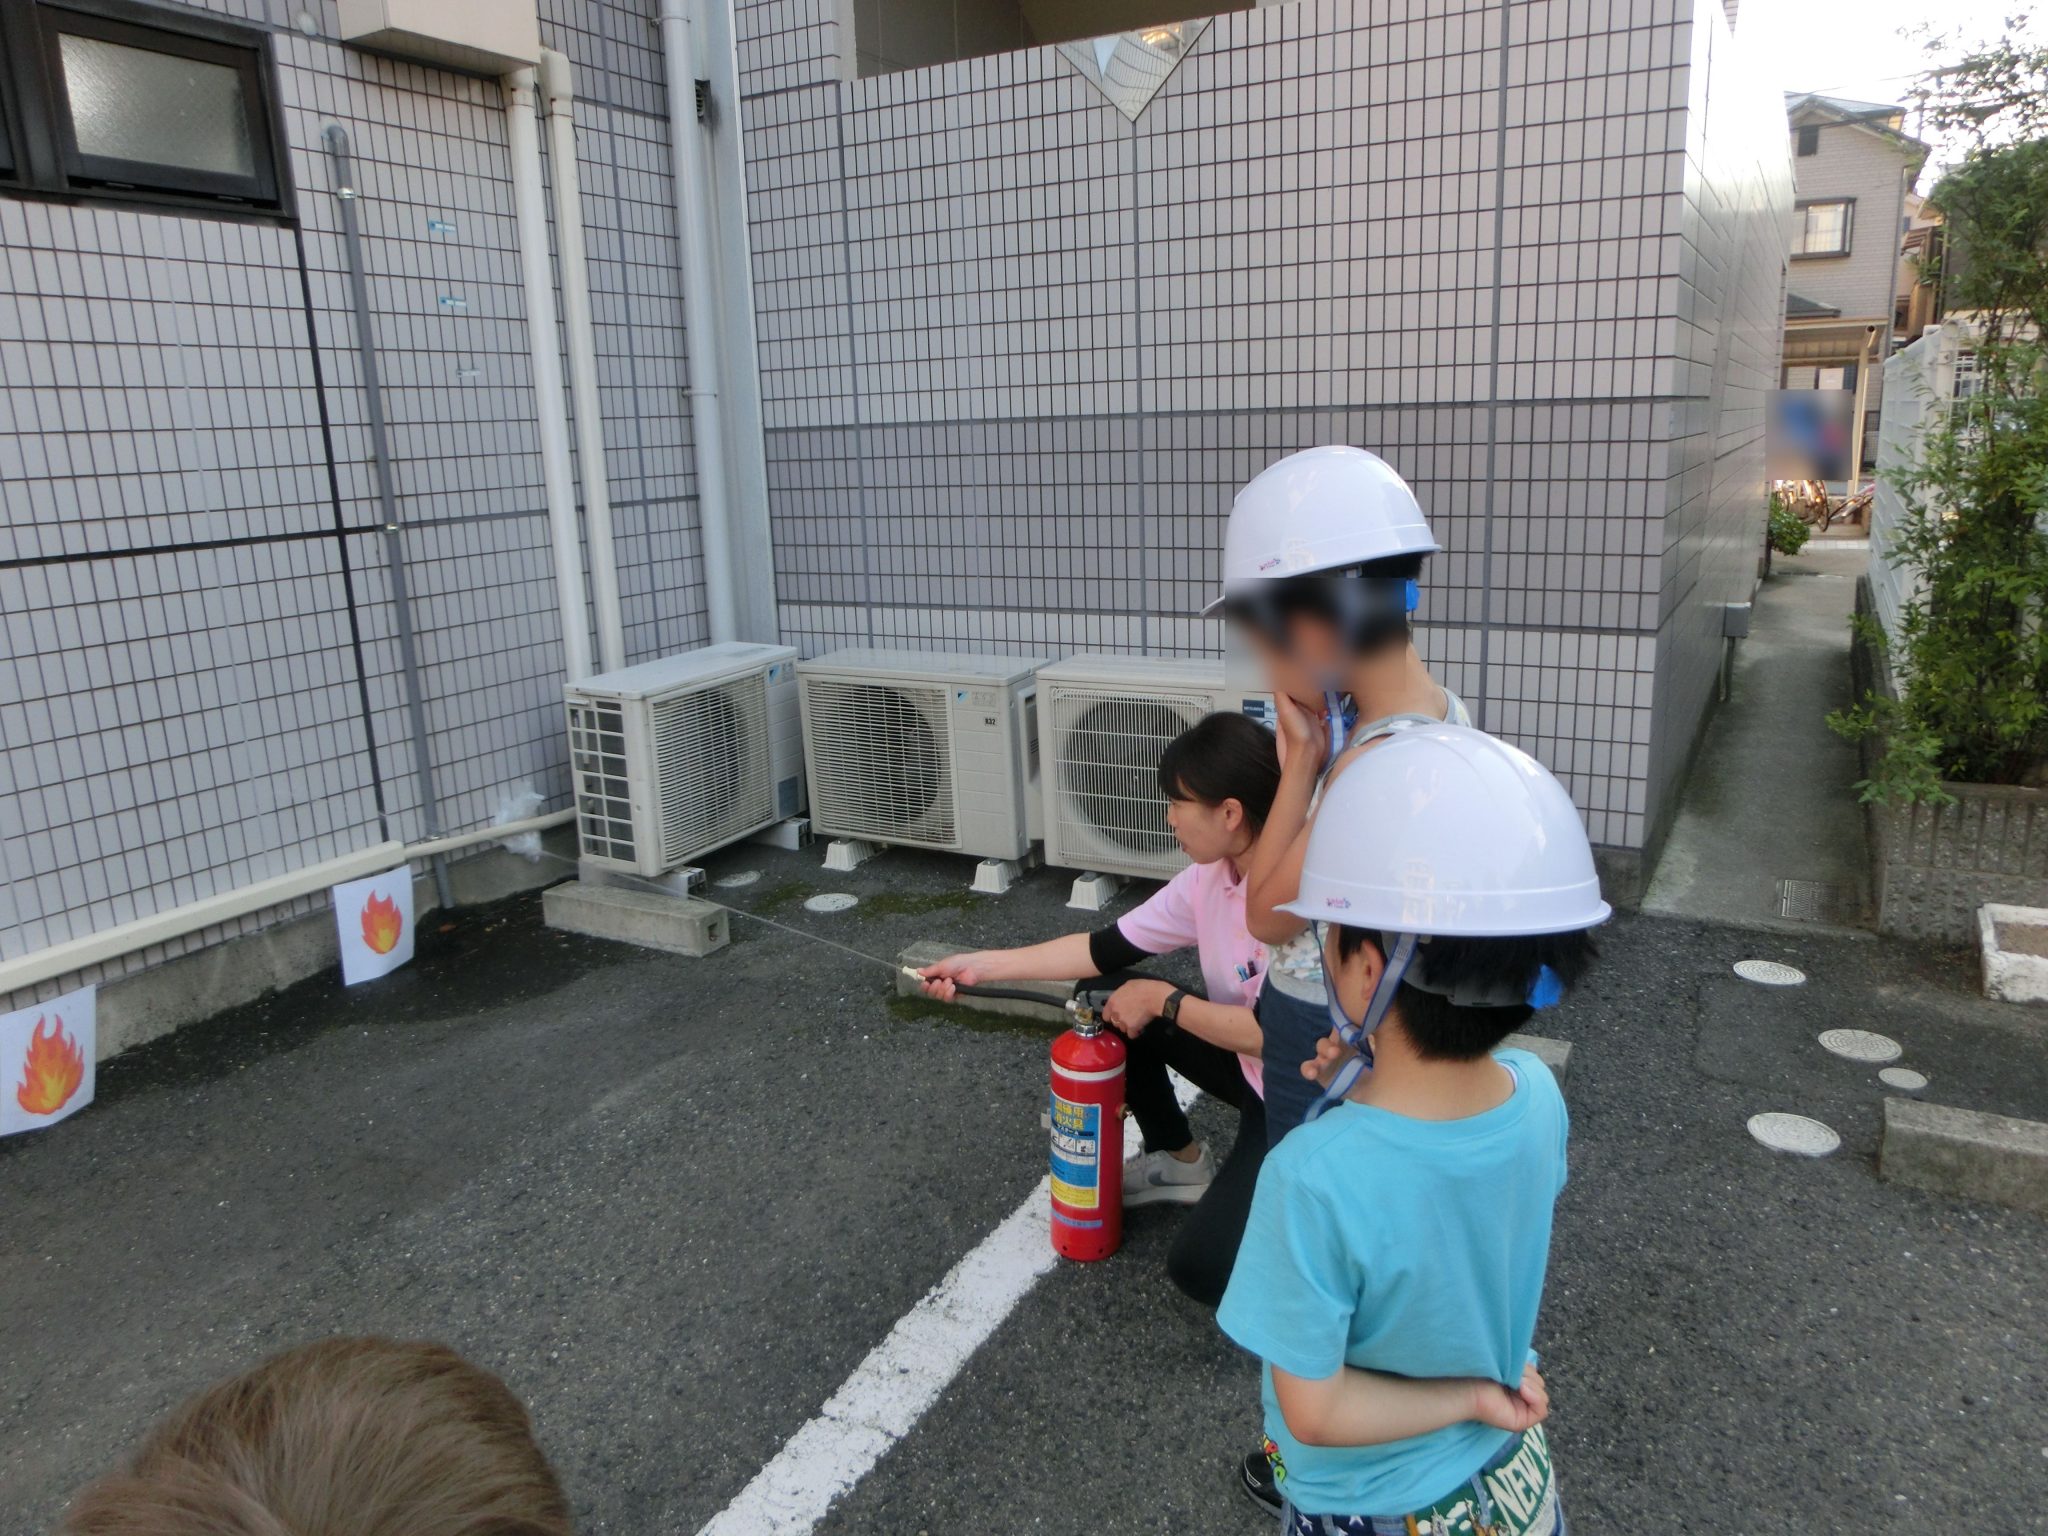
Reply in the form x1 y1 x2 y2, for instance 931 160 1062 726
1776 879 1852 922
1748 1112 1840 1156
1880 1066 1929 1091
804 892 859 913
1734 959 1807 986
1819 1028 1902 1063
715 870 761 888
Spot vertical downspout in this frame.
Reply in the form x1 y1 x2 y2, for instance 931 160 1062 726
321 126 453 909
658 0 739 644
505 67 596 684
540 48 627 673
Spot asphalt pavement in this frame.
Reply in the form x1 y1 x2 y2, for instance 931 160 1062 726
3 844 2042 1533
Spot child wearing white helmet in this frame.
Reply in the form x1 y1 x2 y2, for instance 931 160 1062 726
1216 724 1607 1536
1210 445 1472 1154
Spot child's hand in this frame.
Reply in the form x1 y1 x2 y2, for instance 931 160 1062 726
918 955 987 1002
1302 1027 1354 1086
1273 693 1329 776
1471 1366 1550 1434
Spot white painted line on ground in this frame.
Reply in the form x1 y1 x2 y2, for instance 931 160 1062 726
696 1074 1202 1536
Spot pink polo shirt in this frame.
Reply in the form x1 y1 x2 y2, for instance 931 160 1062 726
1116 859 1268 1097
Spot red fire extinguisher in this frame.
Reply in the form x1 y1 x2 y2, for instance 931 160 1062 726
1049 1000 1126 1261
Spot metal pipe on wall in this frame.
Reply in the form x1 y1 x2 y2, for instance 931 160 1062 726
505 67 596 684
321 126 454 910
658 0 740 645
539 48 627 674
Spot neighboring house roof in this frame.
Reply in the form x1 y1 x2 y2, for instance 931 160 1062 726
1785 91 1932 170
1786 292 1843 319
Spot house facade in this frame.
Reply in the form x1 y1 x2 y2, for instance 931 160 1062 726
1780 92 1929 479
1 0 1789 1039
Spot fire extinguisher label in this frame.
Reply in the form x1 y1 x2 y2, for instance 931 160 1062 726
1049 1093 1101 1209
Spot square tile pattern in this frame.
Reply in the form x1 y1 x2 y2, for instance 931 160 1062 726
1 0 1787 1007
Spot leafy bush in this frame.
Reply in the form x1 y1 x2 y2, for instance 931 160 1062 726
1768 491 1811 556
1828 30 2048 804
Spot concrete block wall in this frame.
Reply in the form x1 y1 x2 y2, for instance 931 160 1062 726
735 0 1792 870
1 0 711 1015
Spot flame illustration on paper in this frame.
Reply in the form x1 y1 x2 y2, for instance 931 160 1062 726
16 1016 85 1116
360 891 404 955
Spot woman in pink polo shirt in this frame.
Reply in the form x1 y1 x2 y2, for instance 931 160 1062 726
919 712 1276 1307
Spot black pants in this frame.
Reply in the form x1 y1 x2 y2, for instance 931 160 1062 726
1123 1017 1268 1310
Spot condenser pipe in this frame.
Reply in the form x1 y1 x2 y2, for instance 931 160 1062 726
505 66 595 683
658 0 739 644
539 48 626 673
322 125 453 911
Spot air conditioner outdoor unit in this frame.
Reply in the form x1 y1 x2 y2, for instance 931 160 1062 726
1038 655 1274 882
566 642 803 878
798 649 1047 861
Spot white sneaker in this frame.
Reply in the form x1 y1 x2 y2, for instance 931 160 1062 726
1123 1144 1215 1206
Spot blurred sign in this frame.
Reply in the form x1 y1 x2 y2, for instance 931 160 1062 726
1768 389 1854 480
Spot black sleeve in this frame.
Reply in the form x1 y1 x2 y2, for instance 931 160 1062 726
1088 923 1151 976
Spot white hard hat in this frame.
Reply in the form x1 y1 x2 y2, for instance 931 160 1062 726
1202 445 1440 618
1277 724 1610 938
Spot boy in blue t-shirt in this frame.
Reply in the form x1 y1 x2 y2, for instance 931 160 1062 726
1216 724 1608 1534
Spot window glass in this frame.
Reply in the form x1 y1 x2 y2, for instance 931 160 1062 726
1796 124 1819 156
57 31 255 179
1794 201 1852 256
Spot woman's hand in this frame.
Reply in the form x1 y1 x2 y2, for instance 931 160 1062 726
918 954 991 1002
1101 979 1175 1037
1471 1366 1550 1435
1273 693 1329 778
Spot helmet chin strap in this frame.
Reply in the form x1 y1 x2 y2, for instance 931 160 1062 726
1306 930 1418 1121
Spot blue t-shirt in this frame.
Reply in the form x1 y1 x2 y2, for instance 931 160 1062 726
1216 1049 1568 1517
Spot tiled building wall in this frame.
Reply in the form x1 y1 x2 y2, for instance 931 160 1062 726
739 0 1791 857
1644 1 1790 837
0 0 709 1010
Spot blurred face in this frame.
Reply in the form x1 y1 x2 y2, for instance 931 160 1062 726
1240 615 1344 706
1165 794 1246 865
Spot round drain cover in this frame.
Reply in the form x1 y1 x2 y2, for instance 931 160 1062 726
715 870 761 888
1734 959 1807 987
805 892 859 913
1748 1112 1840 1156
1879 1066 1929 1091
1819 1028 1902 1063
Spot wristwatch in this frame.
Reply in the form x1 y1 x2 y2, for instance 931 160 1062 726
1161 988 1188 1025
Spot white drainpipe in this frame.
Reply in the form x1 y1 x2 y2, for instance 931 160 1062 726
658 0 739 644
505 66 594 683
539 48 627 674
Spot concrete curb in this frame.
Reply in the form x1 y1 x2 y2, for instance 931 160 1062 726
544 882 729 957
1880 1096 2048 1215
895 942 1071 1023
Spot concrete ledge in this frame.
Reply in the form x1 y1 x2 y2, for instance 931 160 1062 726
543 881 729 958
1881 1096 2048 1215
1505 1032 1572 1089
896 941 1071 1023
88 827 576 1062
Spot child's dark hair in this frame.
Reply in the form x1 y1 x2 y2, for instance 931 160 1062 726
1157 712 1282 833
1330 927 1598 1060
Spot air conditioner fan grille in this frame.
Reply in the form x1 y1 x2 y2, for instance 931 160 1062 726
804 676 956 845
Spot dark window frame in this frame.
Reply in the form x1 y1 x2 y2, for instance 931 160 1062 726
1795 123 1820 156
0 0 293 220
1791 197 1855 259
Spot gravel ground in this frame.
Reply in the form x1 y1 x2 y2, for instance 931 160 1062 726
3 844 2041 1533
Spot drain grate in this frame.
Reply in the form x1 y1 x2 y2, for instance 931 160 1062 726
1776 878 1852 923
